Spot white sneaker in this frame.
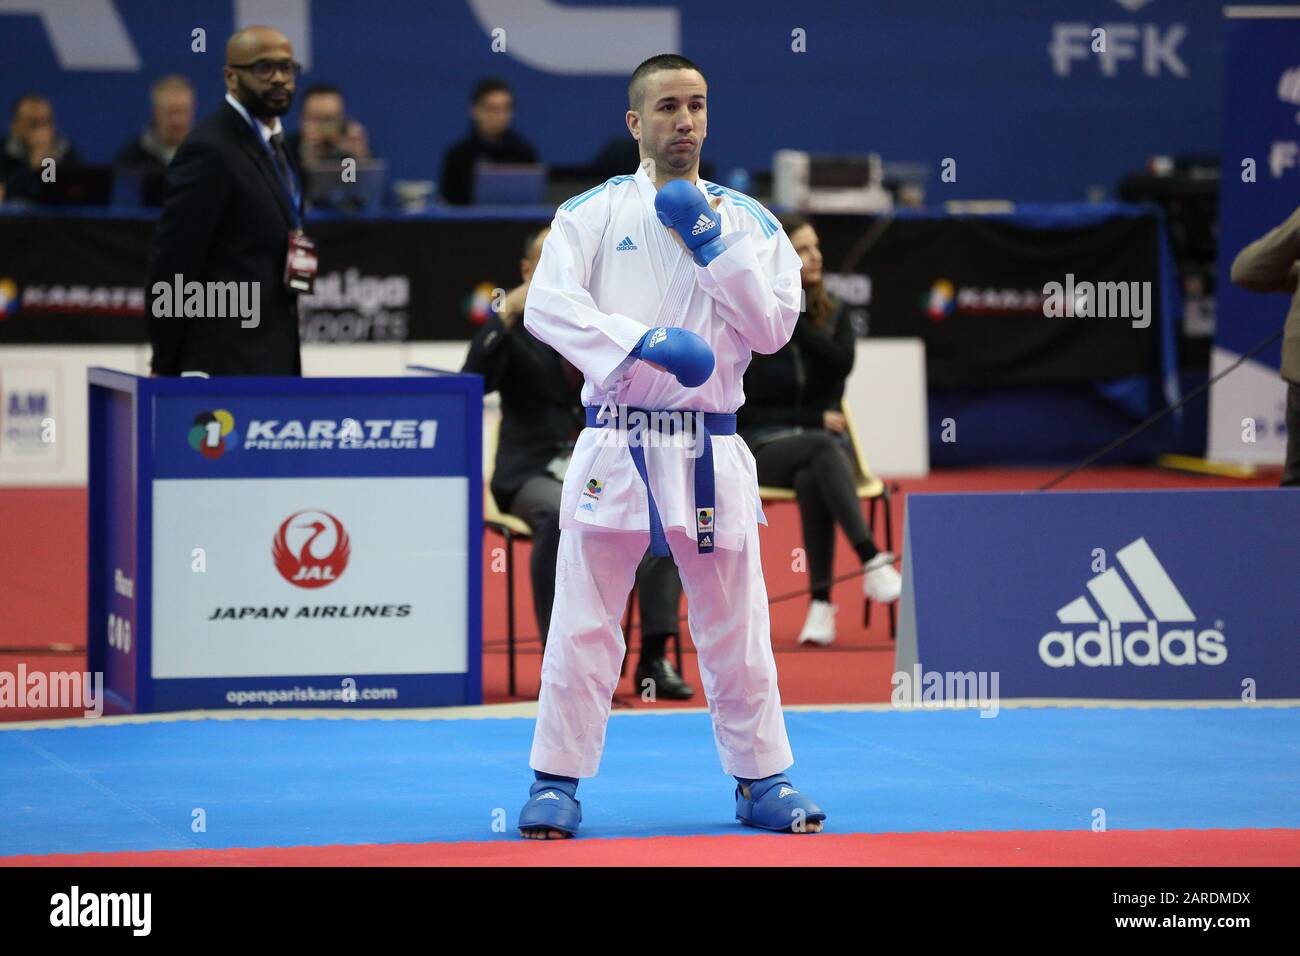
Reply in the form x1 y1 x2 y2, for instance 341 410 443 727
863 552 902 603
797 600 837 646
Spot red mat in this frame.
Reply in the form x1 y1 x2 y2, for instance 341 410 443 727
5 828 1296 867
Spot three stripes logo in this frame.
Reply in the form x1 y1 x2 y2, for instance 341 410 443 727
691 213 715 237
1040 537 1226 668
615 236 638 251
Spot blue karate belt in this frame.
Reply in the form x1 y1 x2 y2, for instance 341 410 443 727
584 405 735 557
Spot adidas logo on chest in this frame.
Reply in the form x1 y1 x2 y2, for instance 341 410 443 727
615 235 638 251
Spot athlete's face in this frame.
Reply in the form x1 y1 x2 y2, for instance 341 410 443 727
628 69 707 176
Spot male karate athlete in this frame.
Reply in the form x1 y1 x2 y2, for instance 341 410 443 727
517 54 826 838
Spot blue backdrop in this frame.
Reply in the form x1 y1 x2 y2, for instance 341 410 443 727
2 0 1224 201
1215 12 1299 377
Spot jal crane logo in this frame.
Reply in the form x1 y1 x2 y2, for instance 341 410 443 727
272 510 351 588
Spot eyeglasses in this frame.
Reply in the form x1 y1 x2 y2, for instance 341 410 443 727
228 59 303 81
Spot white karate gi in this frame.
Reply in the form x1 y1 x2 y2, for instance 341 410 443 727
522 163 803 778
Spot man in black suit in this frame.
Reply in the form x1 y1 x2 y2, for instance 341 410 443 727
147 26 309 376
463 227 694 699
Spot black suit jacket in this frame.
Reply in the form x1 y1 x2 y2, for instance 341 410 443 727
738 299 855 433
461 311 583 512
147 102 303 376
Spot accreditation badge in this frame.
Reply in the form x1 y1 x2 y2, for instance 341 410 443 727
284 230 318 293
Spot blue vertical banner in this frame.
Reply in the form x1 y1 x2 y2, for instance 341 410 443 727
1208 6 1300 463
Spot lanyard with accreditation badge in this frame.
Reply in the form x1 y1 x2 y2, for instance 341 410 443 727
238 107 318 293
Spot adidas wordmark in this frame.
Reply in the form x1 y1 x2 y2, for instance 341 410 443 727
1039 537 1226 667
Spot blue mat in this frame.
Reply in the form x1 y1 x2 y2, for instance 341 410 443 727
2 707 1297 856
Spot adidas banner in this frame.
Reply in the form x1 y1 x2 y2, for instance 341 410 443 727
896 490 1300 700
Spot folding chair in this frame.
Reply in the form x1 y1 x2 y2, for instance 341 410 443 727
755 404 897 636
484 410 682 698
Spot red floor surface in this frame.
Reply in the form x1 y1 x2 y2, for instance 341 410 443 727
4 828 1295 867
0 466 1282 717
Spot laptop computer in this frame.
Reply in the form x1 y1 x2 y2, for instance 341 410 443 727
473 162 547 205
304 159 388 211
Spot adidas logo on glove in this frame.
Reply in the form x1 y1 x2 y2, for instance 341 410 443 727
691 213 715 236
647 327 668 348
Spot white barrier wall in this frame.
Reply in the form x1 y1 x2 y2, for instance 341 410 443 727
0 346 147 487
0 339 928 485
844 339 929 478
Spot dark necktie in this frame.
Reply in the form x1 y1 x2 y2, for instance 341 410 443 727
268 130 292 184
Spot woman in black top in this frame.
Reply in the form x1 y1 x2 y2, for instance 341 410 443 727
739 215 901 645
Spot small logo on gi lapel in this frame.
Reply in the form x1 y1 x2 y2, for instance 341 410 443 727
616 235 638 251
583 478 603 500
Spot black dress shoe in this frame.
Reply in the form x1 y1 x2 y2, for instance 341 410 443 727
633 655 695 700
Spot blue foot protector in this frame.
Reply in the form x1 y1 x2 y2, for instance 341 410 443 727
735 774 827 832
518 773 582 837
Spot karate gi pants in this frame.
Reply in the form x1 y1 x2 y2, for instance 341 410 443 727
529 522 794 779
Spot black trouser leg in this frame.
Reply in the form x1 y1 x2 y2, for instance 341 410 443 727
793 467 836 601
635 552 682 663
508 476 563 644
755 432 879 570
1283 382 1300 488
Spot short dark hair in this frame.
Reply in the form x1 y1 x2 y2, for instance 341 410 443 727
628 54 702 110
472 77 512 105
11 92 49 120
302 83 342 102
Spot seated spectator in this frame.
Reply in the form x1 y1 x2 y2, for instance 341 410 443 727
113 75 195 172
287 83 370 167
439 77 537 206
738 214 902 647
0 94 82 204
462 227 693 698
